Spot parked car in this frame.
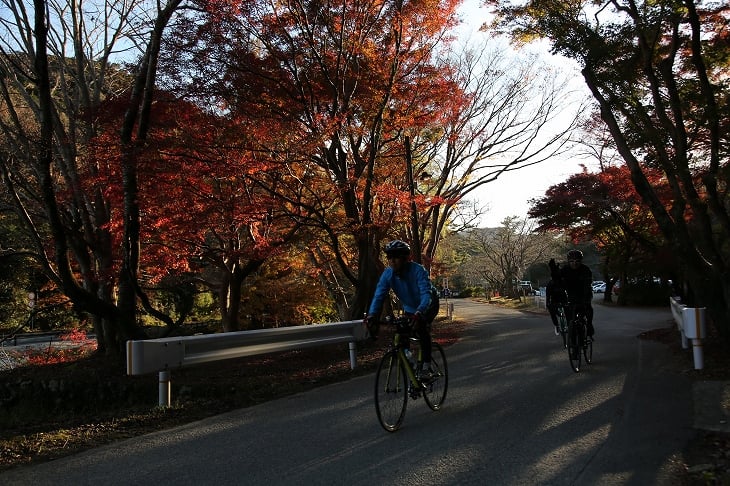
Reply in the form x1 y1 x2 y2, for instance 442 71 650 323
518 280 537 295
592 282 606 293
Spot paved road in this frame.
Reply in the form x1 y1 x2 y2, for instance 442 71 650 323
1 299 695 485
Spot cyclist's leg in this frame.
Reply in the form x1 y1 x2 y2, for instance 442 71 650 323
423 342 448 410
564 305 575 325
417 321 433 365
419 296 438 367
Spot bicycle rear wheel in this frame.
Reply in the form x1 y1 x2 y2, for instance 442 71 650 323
583 323 593 364
567 322 582 372
374 350 408 432
423 342 448 411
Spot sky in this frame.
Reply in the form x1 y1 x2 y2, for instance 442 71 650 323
455 1 596 227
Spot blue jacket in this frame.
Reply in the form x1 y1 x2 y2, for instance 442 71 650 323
368 261 434 316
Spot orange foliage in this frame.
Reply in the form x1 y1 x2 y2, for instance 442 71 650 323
194 0 466 238
80 92 295 286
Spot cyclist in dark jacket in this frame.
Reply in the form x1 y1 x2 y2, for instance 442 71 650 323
365 240 439 373
549 249 595 338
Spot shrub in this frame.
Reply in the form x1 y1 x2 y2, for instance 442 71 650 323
618 279 671 306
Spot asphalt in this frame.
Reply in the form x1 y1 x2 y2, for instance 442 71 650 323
694 381 730 433
1 298 726 485
533 294 730 436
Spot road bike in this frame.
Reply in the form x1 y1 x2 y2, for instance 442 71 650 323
373 315 448 432
566 303 592 372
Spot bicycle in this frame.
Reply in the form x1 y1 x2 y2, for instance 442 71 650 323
373 315 448 432
566 303 593 372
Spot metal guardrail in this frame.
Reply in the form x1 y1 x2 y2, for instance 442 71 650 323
1 331 62 346
670 296 706 369
126 320 368 407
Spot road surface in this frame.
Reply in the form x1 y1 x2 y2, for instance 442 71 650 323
1 299 694 485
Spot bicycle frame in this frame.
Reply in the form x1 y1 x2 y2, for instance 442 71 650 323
566 303 587 329
390 319 422 387
566 303 592 372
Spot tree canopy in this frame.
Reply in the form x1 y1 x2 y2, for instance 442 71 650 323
529 164 678 299
0 0 592 356
490 0 730 334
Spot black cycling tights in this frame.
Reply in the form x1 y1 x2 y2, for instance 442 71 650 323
565 304 595 336
416 324 432 363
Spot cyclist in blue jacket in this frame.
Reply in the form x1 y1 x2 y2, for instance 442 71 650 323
365 240 439 375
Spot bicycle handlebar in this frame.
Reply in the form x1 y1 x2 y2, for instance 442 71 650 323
380 315 411 324
365 315 414 340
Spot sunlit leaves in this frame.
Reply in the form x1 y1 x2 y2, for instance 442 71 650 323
158 0 466 316
81 90 291 291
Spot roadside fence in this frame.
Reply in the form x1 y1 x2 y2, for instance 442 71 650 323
670 296 706 369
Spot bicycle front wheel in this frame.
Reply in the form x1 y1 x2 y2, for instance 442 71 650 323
374 350 408 432
567 323 582 372
423 342 448 411
583 324 593 364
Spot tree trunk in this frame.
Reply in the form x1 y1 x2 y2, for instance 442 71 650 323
113 0 184 350
220 266 245 332
350 238 383 320
583 67 729 336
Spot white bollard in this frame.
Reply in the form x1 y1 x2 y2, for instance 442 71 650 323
692 339 704 370
159 370 171 407
349 341 357 370
682 307 706 370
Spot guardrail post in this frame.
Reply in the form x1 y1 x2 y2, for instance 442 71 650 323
159 370 171 408
348 341 357 370
692 339 704 370
682 307 706 370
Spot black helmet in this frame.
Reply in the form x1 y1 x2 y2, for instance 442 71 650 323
384 240 411 258
567 249 583 261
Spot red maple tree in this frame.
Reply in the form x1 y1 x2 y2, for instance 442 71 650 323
160 0 466 318
529 165 678 297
